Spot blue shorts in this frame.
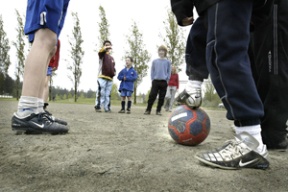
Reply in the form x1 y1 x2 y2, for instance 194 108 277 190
121 90 133 97
47 66 53 76
24 0 70 42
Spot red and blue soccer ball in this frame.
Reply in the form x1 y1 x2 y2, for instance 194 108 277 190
168 105 211 146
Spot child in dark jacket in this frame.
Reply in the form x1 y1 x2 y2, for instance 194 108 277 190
117 57 138 114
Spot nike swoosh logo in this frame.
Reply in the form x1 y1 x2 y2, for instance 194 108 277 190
31 122 45 129
239 158 258 167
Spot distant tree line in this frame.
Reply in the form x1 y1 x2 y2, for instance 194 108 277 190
0 7 188 104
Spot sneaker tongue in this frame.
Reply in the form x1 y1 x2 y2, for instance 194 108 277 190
235 132 259 150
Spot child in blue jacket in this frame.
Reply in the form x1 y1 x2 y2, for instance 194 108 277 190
117 57 138 114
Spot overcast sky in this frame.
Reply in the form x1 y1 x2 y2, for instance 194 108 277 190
0 0 191 94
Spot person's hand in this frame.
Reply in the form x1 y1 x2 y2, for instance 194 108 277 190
182 17 194 26
124 76 126 81
105 45 112 50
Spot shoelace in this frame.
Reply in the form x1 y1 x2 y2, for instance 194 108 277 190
37 113 53 125
220 140 245 160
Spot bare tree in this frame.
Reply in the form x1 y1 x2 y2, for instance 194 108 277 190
12 10 26 100
125 21 151 104
162 10 185 70
98 6 110 48
67 12 84 102
0 15 11 76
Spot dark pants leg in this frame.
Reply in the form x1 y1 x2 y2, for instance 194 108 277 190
186 16 209 81
252 0 288 148
156 81 168 112
96 80 101 109
146 80 167 112
205 0 263 126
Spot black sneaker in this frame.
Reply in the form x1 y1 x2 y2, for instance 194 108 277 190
118 109 125 113
126 109 131 114
144 110 151 115
45 110 68 125
195 132 269 170
12 113 69 135
156 111 162 116
94 105 102 112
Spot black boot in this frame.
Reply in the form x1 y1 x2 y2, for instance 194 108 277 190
119 101 126 113
127 101 132 114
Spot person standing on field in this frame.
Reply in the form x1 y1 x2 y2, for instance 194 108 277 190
94 40 116 113
117 57 138 114
144 45 171 116
11 0 70 134
164 66 179 112
171 0 273 170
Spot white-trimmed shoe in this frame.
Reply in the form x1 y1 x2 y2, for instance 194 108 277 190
195 132 269 170
175 88 202 108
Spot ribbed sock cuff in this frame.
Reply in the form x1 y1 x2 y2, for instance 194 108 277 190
17 96 39 117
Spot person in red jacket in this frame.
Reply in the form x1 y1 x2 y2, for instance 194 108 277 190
164 66 179 112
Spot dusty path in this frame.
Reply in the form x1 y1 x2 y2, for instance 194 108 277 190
0 100 287 192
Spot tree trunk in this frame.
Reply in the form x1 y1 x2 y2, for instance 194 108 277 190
74 81 77 102
16 77 20 100
134 83 137 104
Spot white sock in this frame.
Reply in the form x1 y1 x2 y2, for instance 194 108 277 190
186 80 202 94
17 96 39 117
37 98 45 113
235 124 264 153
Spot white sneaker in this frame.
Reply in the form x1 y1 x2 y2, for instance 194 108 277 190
195 132 269 170
175 88 202 108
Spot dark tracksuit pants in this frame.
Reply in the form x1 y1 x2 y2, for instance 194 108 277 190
146 80 168 112
187 0 264 126
252 0 288 148
185 16 209 82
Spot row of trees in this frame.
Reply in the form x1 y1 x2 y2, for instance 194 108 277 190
0 6 187 103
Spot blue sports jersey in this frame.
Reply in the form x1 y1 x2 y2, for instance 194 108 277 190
24 0 70 42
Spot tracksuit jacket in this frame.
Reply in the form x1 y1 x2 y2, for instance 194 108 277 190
117 67 138 92
171 0 272 27
98 48 116 81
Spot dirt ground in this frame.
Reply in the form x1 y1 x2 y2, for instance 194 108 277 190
0 100 287 192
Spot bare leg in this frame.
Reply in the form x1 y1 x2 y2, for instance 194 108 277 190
42 75 51 103
22 29 57 98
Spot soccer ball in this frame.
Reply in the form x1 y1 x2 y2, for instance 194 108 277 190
168 105 211 146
